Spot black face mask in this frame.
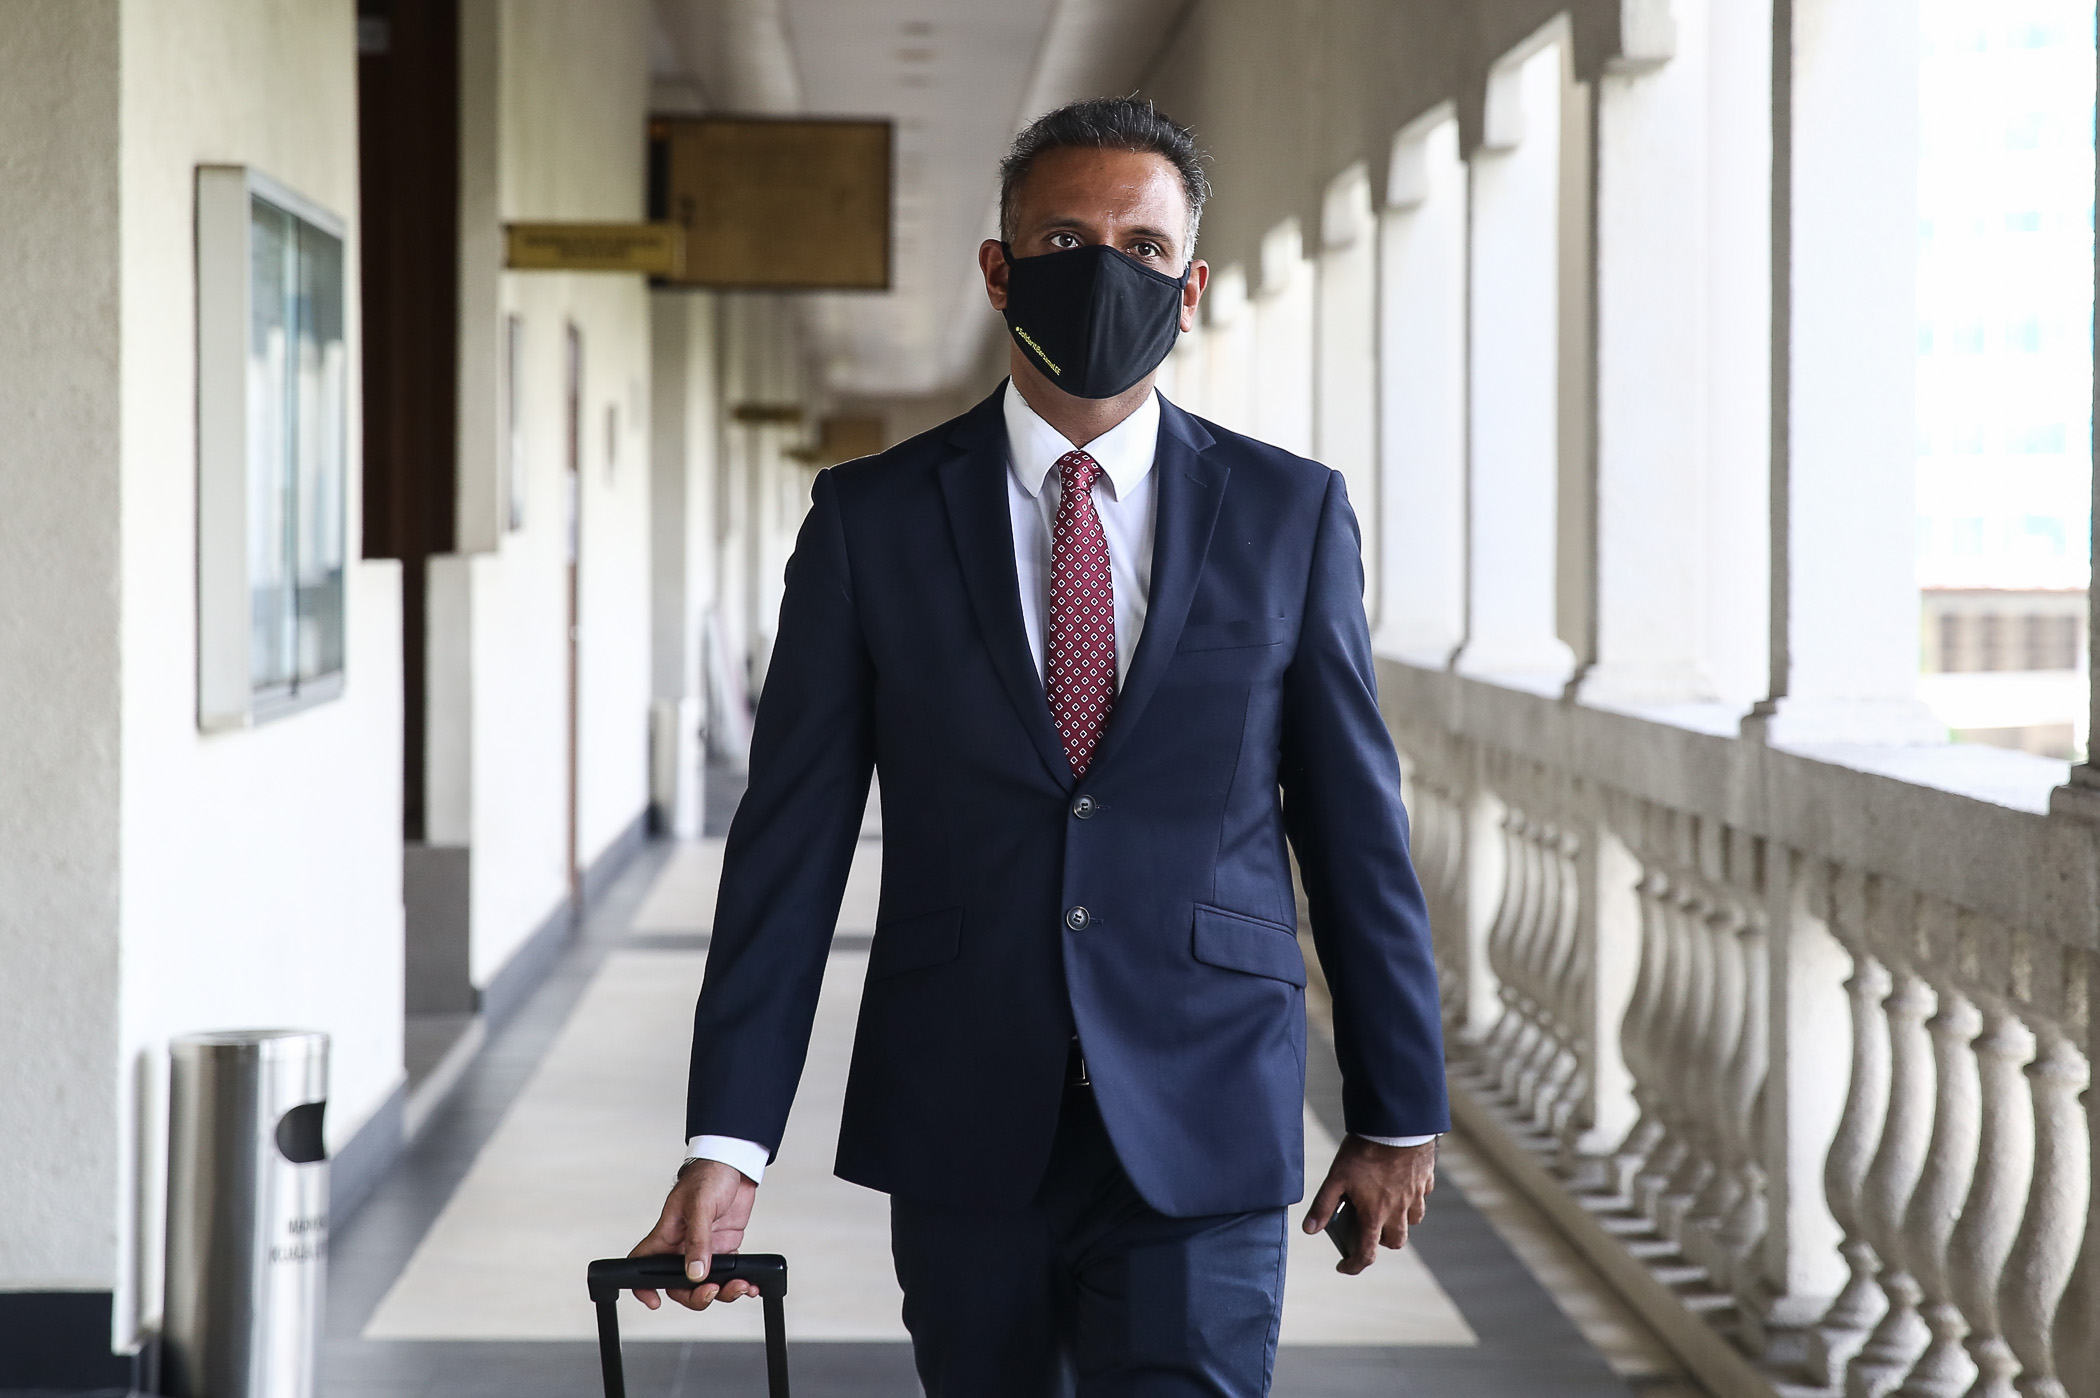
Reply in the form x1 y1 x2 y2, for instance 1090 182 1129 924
999 242 1191 400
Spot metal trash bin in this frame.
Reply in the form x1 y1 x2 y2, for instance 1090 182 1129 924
162 1030 330 1398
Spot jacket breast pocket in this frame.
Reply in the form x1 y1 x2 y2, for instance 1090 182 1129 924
1190 904 1307 987
1177 616 1293 653
867 907 962 983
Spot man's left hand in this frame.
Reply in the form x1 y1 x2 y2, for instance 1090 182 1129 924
1302 1136 1436 1275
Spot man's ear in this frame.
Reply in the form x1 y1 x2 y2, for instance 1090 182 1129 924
1179 259 1209 334
979 240 1011 312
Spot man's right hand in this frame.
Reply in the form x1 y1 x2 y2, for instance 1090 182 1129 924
629 1159 760 1310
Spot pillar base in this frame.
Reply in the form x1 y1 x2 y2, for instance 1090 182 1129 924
1740 696 1947 748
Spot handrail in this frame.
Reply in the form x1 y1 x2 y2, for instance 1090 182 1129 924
1379 657 2095 1398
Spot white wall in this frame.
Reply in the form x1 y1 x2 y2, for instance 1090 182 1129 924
109 0 405 1345
440 0 658 981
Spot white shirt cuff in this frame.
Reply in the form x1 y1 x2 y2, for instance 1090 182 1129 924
688 1134 769 1185
1353 1132 1438 1149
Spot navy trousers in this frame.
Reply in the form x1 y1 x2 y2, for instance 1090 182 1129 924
890 1082 1289 1397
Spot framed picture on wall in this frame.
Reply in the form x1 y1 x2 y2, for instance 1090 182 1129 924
196 165 349 730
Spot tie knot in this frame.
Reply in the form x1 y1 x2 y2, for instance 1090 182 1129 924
1056 449 1101 495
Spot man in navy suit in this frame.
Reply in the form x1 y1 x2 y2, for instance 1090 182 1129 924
632 97 1447 1396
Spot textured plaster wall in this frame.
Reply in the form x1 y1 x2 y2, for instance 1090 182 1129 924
0 0 125 1296
113 0 406 1343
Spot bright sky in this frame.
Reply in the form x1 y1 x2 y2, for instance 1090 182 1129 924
1916 0 2097 593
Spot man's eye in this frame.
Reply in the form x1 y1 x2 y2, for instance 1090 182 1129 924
1050 232 1080 249
1131 241 1163 259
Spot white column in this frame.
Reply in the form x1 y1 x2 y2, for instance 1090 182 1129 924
1317 163 1380 615
1744 0 1942 744
454 0 504 552
1376 106 1469 666
1157 321 1203 413
1580 0 1773 712
1202 264 1254 438
1458 23 1580 691
648 290 718 837
1253 218 1316 457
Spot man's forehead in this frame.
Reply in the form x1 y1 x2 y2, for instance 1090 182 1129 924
1014 150 1189 228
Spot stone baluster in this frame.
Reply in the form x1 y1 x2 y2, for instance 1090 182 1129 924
1525 826 1583 1128
1611 861 1672 1202
1684 895 1750 1269
1538 826 1589 1137
1659 875 1723 1246
1806 947 1894 1389
1488 812 1536 1096
1892 984 1983 1398
1426 781 1468 1028
1506 816 1557 1105
1845 966 1938 1398
1400 765 1459 1026
1513 817 1562 1114
1949 1003 2035 1398
1999 1027 2090 1398
1715 899 1773 1295
1480 808 1528 1070
1634 866 1701 1221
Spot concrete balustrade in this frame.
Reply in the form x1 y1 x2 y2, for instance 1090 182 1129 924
1383 658 2097 1398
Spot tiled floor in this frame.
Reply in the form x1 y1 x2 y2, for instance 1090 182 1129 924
324 822 1704 1397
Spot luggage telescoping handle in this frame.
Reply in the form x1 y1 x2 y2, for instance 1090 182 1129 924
586 1253 790 1398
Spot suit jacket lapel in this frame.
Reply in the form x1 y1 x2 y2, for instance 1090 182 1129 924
936 393 1075 790
1089 398 1226 778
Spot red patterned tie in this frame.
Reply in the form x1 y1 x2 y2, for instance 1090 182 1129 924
1046 449 1116 778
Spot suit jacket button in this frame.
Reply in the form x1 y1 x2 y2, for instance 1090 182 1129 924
1065 906 1090 931
1072 796 1097 819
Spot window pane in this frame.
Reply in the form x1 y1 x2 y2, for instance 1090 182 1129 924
249 197 296 696
295 221 346 683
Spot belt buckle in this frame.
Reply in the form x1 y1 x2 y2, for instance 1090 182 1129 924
1067 1039 1091 1088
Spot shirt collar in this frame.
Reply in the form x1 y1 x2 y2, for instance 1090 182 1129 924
1002 379 1160 502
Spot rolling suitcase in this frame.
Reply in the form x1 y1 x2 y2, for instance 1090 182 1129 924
586 1252 791 1397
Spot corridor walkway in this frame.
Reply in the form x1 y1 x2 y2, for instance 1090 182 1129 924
323 827 1704 1397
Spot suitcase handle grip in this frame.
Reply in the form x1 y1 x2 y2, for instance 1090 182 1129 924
588 1252 788 1302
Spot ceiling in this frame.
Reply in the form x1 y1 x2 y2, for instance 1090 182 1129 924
650 0 1189 400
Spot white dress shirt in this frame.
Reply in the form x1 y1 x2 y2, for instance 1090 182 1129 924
687 382 1429 1185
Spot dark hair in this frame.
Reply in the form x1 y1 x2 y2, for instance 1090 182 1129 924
998 97 1211 252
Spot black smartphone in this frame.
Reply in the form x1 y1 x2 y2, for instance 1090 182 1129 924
1324 1198 1363 1259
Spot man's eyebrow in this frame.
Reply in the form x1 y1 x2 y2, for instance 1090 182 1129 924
1031 215 1179 247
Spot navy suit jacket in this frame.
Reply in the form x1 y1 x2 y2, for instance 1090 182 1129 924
686 386 1447 1218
